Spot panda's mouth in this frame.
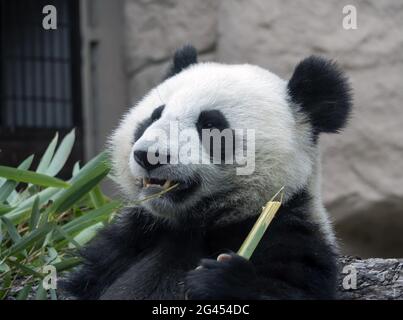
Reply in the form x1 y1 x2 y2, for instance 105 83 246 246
142 177 176 190
140 176 199 200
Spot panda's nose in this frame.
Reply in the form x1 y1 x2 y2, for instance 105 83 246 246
133 150 167 171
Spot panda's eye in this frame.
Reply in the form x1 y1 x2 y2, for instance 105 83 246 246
196 110 229 133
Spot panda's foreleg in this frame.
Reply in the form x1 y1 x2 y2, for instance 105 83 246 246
185 212 338 300
185 252 261 300
185 247 336 300
60 207 158 299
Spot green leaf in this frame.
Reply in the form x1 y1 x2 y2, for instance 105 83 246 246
50 153 110 214
58 201 120 239
5 223 54 257
44 247 60 265
36 133 59 174
16 284 32 300
4 187 59 223
72 161 81 176
0 204 13 216
46 129 75 177
55 226 82 249
70 222 103 247
1 216 21 244
0 262 10 273
54 172 108 214
41 229 54 249
29 196 41 231
89 185 106 208
50 288 57 300
7 259 43 278
35 282 47 300
0 166 69 189
0 155 34 202
0 271 12 299
53 257 81 272
70 151 110 184
6 190 20 207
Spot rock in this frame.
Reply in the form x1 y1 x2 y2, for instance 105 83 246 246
338 256 403 299
124 0 218 76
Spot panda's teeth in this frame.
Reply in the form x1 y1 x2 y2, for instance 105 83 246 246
163 180 172 189
142 177 172 189
143 178 151 188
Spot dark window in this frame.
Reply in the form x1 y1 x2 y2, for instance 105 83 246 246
0 0 82 173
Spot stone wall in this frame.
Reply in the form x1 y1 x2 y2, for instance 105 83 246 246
124 0 403 258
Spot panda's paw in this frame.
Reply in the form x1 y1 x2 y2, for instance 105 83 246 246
185 252 260 300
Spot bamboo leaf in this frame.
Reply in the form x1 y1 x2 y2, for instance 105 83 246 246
50 288 57 300
72 161 81 176
36 133 59 174
0 204 13 216
35 282 47 300
69 151 110 184
58 201 120 239
0 155 34 202
70 222 103 247
50 154 110 214
4 187 59 223
0 166 69 189
6 259 43 278
29 196 41 231
16 284 32 300
55 226 82 249
5 223 54 257
89 185 106 208
0 261 10 273
0 272 12 299
0 216 21 244
53 257 81 272
45 129 75 177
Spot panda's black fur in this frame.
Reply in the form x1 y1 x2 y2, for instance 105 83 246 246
288 56 352 137
63 189 337 299
164 44 198 80
62 46 352 300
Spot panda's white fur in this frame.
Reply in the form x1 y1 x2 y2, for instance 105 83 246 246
109 62 328 232
64 46 351 300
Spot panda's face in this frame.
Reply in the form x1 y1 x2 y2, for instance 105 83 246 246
110 63 314 222
109 47 351 224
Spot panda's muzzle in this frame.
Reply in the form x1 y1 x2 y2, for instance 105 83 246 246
142 177 175 189
134 150 199 197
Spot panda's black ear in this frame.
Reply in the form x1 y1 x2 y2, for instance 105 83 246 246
164 45 198 79
287 56 352 134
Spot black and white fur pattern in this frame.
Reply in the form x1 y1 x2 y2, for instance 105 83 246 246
63 45 352 300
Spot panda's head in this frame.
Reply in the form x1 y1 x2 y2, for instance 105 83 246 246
109 45 352 225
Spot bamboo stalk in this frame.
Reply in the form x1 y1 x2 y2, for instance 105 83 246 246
126 183 179 206
238 187 284 260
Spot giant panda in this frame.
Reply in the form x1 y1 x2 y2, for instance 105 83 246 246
63 45 352 300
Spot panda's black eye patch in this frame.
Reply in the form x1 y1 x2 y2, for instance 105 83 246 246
151 105 165 121
134 105 165 142
196 110 233 163
196 110 229 133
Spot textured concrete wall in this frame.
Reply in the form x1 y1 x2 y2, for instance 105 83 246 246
124 0 403 258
